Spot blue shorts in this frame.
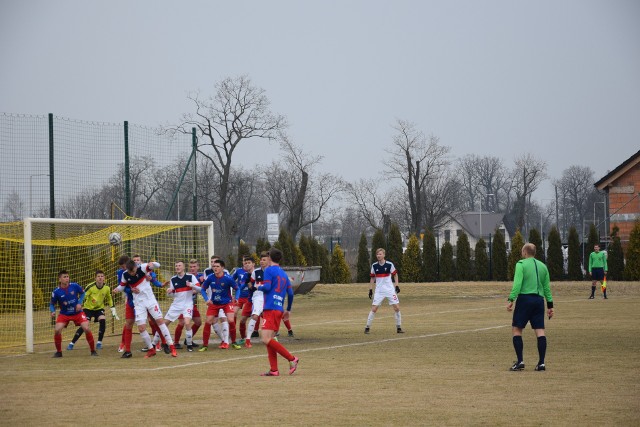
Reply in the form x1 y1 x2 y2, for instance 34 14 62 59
591 267 605 281
512 294 545 329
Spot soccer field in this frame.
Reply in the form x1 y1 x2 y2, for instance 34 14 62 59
1 282 639 426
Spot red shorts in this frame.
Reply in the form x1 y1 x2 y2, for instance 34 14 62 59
235 297 249 309
57 312 88 326
260 310 283 331
241 301 253 317
206 303 234 317
125 304 135 320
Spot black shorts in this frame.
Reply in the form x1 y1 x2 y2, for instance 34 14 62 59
591 267 605 281
512 294 545 330
83 309 105 322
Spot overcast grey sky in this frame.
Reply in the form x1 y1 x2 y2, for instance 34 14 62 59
1 0 639 202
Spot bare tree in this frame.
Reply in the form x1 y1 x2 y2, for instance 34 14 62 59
511 153 548 231
422 169 464 231
554 165 599 239
386 119 451 234
345 178 395 231
4 189 24 220
167 76 287 254
263 135 344 239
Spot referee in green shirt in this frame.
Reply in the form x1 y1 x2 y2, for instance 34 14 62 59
506 243 554 372
588 244 608 299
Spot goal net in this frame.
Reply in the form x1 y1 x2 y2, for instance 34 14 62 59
0 218 214 353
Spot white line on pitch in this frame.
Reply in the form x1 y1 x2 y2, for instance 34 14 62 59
6 324 508 373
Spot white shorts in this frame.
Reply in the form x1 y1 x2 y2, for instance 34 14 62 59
372 288 400 306
251 291 264 316
165 302 194 322
135 299 164 325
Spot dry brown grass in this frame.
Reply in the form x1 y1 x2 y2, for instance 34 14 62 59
1 281 639 426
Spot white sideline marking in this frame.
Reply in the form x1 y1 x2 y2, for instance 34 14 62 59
7 324 508 373
0 296 613 361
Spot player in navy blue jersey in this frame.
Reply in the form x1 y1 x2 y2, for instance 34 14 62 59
365 248 403 334
231 260 252 349
199 259 237 350
256 248 299 376
50 270 97 357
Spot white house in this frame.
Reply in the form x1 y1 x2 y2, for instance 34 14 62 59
434 212 511 252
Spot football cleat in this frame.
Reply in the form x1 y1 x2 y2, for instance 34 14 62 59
231 342 242 350
510 361 525 371
364 327 370 334
121 351 132 358
534 363 546 371
588 295 595 299
289 356 300 375
174 343 183 350
187 345 194 352
91 351 99 357
145 347 157 358
397 327 404 334
219 342 229 349
96 341 102 350
237 339 245 345
155 343 162 351
260 370 280 376
52 352 63 358
288 330 295 338
245 340 252 348
162 343 171 355
66 343 74 350
170 345 177 357
251 331 260 338
198 346 208 352
140 347 150 352
118 343 125 353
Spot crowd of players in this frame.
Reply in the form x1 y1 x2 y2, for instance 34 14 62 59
49 248 300 376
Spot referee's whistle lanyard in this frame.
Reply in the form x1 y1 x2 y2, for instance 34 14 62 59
518 259 542 297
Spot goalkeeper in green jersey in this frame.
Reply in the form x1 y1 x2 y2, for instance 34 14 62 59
68 270 119 350
588 244 608 299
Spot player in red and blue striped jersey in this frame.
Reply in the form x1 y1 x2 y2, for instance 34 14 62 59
256 248 299 376
50 270 97 358
199 258 238 350
365 248 403 334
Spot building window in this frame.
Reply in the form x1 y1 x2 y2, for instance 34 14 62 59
456 229 463 237
444 230 450 243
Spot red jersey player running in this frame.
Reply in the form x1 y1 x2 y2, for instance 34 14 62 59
256 248 299 376
50 270 97 358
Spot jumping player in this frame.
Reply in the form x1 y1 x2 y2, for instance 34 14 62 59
256 248 298 376
67 269 119 350
199 259 237 351
113 259 177 358
365 248 403 334
50 270 97 358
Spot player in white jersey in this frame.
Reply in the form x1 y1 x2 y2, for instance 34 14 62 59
113 259 177 358
152 261 201 351
364 248 403 334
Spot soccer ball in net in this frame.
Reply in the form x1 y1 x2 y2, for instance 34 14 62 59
108 232 122 246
